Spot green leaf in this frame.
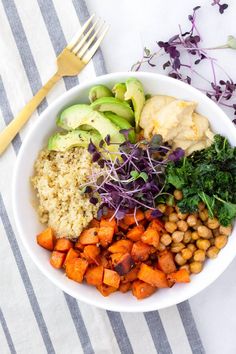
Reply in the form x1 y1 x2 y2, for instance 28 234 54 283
198 192 215 218
214 195 236 226
130 170 139 179
139 172 148 182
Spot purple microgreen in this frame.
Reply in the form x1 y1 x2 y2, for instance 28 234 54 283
168 148 185 162
131 6 236 125
90 197 98 205
105 134 111 145
83 137 182 219
88 140 97 154
211 1 228 14
92 151 101 162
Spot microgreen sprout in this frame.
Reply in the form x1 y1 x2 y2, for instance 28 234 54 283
132 6 236 124
83 134 184 219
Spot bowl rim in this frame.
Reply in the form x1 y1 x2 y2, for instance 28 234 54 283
12 71 236 312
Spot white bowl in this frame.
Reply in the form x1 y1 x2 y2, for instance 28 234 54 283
12 72 236 312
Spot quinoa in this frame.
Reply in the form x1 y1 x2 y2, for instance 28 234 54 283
31 147 101 240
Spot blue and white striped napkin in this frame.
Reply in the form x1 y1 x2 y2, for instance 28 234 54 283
0 1 205 353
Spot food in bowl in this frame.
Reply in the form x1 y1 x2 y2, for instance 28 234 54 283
32 78 236 300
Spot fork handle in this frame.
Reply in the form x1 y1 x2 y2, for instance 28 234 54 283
0 72 61 155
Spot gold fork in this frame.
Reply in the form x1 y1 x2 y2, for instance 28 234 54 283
0 15 109 155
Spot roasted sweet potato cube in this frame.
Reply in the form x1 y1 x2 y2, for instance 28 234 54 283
131 241 152 262
149 219 164 232
103 269 120 288
65 258 88 283
126 225 145 242
83 245 100 265
74 241 85 251
132 280 156 299
100 218 118 233
118 221 129 230
144 210 159 221
138 263 169 288
141 228 160 248
122 266 139 283
54 238 73 252
79 228 99 245
88 219 100 228
123 210 145 226
97 284 117 297
114 253 135 275
37 227 55 251
167 269 190 284
98 226 114 247
108 239 133 254
50 251 66 269
85 265 104 286
110 253 124 266
63 248 79 267
119 281 132 293
157 250 176 274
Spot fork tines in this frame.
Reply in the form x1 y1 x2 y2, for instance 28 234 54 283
67 15 109 62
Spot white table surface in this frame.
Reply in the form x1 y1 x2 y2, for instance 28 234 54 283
85 0 236 353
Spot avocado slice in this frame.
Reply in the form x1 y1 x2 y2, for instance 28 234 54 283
105 112 136 143
56 104 125 145
90 97 134 124
57 104 91 130
124 78 145 129
89 85 113 103
112 83 126 101
48 129 101 152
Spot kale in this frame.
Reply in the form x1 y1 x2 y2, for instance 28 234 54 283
166 135 236 226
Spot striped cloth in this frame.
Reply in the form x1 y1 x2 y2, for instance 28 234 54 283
0 1 205 353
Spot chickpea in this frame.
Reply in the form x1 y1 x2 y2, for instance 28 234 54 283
165 221 177 233
193 249 206 262
197 225 212 239
192 231 200 241
181 248 193 260
190 261 203 274
199 209 208 222
198 202 205 211
207 217 220 230
219 225 232 236
157 242 166 252
192 220 202 231
171 242 185 253
177 220 188 232
186 215 197 227
187 243 197 253
169 213 179 223
196 239 211 251
207 246 220 259
215 235 228 249
213 228 220 237
180 264 190 272
160 233 172 246
175 253 186 266
176 211 188 220
172 231 184 243
174 189 183 200
165 206 174 216
157 204 167 214
183 230 192 244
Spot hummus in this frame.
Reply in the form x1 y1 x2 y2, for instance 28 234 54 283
139 95 214 155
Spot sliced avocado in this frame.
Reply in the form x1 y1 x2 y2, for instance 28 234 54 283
48 129 101 152
112 83 126 100
105 112 136 143
89 85 113 103
124 78 145 129
56 104 125 145
90 97 134 124
57 104 91 130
